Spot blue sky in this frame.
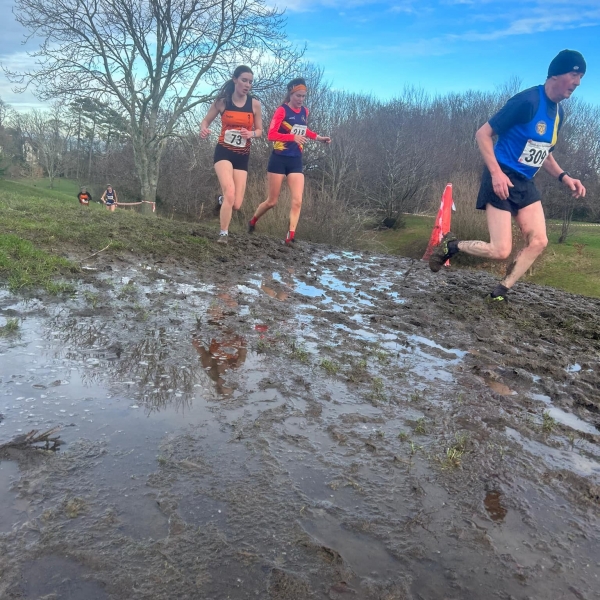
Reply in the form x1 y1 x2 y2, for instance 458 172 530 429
0 0 598 109
281 0 600 103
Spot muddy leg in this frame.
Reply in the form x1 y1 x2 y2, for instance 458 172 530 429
501 201 547 289
287 173 305 232
252 173 285 221
215 160 236 232
457 204 513 260
231 169 248 213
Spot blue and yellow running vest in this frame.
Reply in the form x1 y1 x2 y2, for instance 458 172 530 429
494 86 560 180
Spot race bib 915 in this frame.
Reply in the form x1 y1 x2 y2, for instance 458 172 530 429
224 130 246 148
518 140 552 168
290 124 307 136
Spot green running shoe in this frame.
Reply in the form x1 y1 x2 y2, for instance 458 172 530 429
485 293 508 304
428 232 458 272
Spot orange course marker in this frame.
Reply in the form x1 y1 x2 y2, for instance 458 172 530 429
422 183 455 264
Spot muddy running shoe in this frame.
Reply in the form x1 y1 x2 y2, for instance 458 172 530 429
248 220 256 233
217 234 228 245
428 232 458 273
485 293 508 304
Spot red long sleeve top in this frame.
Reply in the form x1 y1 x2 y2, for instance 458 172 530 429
268 105 318 156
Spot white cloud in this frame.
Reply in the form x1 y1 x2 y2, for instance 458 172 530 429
450 8 600 41
0 51 47 110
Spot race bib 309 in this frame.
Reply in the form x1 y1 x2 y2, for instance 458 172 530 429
518 139 552 168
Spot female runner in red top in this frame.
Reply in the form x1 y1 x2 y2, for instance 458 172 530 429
248 77 331 245
200 66 263 244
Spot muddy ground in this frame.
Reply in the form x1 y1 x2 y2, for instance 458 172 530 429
1 231 599 600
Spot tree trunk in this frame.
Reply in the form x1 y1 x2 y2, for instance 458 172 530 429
87 114 96 180
132 134 163 215
558 203 574 244
76 108 81 181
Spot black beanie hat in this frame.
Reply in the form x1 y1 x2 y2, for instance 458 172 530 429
547 49 586 78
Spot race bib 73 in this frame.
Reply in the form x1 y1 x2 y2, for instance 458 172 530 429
224 129 246 148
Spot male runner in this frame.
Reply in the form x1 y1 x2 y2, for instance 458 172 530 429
429 49 587 301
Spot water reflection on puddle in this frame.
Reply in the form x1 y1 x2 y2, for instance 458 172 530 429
261 283 288 301
506 427 600 478
530 392 598 435
484 490 507 522
192 335 249 396
485 379 516 396
0 461 24 532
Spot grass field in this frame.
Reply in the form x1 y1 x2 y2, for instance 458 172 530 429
0 178 213 293
1 177 600 298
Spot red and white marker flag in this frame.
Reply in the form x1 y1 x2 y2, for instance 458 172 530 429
422 183 455 264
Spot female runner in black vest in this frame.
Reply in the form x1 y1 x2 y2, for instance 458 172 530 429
200 66 263 243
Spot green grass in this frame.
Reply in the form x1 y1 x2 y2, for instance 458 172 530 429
0 317 20 337
0 234 76 293
360 215 433 258
0 178 217 293
528 224 600 298
362 214 600 298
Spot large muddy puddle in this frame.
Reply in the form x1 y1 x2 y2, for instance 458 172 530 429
1 245 599 599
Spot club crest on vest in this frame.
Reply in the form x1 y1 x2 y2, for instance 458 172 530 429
535 121 547 135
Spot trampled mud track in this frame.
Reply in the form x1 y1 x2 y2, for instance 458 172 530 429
1 233 599 599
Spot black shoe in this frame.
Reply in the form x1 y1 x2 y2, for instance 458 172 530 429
485 293 508 304
248 220 256 233
429 232 458 272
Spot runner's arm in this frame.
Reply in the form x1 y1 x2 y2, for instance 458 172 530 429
304 107 318 140
200 100 225 138
267 107 295 142
241 99 263 139
475 122 514 200
542 153 586 198
100 191 106 203
305 128 318 140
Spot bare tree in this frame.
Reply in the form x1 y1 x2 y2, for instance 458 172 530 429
0 98 11 128
7 0 300 204
18 104 71 187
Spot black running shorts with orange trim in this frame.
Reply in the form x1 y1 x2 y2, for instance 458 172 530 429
476 165 541 217
214 144 250 171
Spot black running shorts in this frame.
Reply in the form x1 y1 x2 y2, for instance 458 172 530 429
267 153 303 176
213 144 250 171
476 166 541 216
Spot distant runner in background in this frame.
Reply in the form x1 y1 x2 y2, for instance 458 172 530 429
101 184 118 212
78 187 91 206
429 50 587 302
248 77 331 246
200 66 263 244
